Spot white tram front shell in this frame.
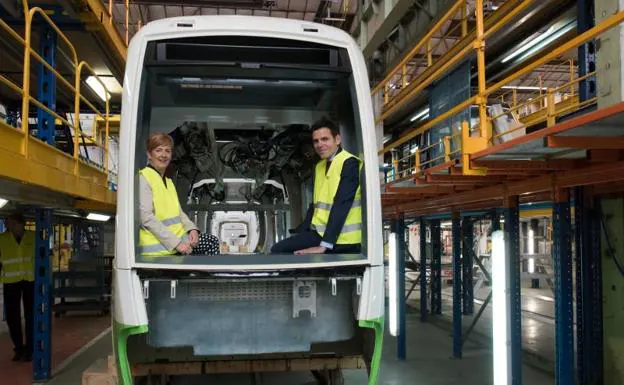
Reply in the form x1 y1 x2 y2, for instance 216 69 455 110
113 15 384 385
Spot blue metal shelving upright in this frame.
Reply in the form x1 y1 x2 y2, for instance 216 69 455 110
503 197 521 385
451 213 462 358
430 219 442 315
577 0 596 102
575 187 603 385
419 218 428 322
32 24 56 381
553 190 574 385
462 217 474 315
34 209 53 381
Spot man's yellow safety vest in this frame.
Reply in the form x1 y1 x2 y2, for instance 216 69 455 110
0 231 35 284
139 167 187 256
311 149 362 245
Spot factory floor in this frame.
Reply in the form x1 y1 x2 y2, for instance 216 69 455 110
27 311 553 385
405 277 557 373
0 314 110 385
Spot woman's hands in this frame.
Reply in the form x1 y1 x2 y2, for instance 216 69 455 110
176 230 199 254
176 241 192 254
188 230 200 247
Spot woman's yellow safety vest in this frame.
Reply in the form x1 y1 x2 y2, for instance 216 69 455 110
139 167 187 256
311 149 362 245
0 231 35 284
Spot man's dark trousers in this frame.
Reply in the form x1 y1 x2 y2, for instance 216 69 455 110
271 230 361 254
3 280 34 355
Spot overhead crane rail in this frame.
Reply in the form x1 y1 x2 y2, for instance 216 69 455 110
0 1 116 208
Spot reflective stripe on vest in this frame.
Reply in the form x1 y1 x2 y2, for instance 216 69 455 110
0 231 35 284
138 167 187 256
314 199 362 211
311 223 362 233
139 234 189 255
311 149 363 245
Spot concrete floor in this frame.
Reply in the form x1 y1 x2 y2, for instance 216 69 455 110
404 279 557 372
46 312 554 385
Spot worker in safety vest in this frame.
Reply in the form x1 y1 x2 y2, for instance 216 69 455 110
0 213 35 362
272 117 362 254
139 132 220 256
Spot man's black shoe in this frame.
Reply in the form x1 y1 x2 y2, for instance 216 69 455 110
22 352 32 362
11 351 23 362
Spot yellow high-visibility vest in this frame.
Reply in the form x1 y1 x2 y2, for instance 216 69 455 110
311 149 362 245
138 167 186 255
0 231 35 284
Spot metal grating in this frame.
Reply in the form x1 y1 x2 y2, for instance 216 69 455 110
298 285 311 298
187 281 291 301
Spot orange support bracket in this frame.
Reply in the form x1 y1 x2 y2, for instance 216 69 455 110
460 121 488 175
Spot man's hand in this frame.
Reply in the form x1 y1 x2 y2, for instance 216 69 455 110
188 230 200 247
176 241 192 255
294 246 327 255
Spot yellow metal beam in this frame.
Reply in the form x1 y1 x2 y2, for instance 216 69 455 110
0 121 116 208
79 0 128 61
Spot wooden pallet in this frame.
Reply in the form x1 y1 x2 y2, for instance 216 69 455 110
83 355 365 384
82 356 117 385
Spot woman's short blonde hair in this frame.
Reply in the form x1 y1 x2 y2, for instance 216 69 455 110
147 132 174 153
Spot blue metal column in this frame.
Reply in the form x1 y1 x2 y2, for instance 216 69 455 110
553 189 574 385
491 209 500 231
34 209 53 381
452 213 462 358
430 219 442 315
35 26 57 143
589 198 603 384
33 25 57 382
393 215 407 360
462 217 474 315
577 0 596 102
503 197 522 385
419 218 428 322
576 193 603 385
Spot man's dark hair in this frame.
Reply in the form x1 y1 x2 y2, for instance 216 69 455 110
7 213 25 224
311 117 339 137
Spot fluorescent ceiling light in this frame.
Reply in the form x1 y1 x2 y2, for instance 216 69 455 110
516 22 576 62
86 213 111 222
99 76 123 94
492 230 511 385
86 76 111 102
502 85 547 91
388 232 398 337
502 25 555 63
410 107 430 122
410 146 419 154
0 198 8 209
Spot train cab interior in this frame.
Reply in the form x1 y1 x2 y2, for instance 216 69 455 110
133 35 371 265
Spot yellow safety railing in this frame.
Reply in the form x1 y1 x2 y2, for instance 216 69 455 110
489 71 597 144
497 60 578 119
372 0 472 107
0 1 114 183
380 7 624 183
